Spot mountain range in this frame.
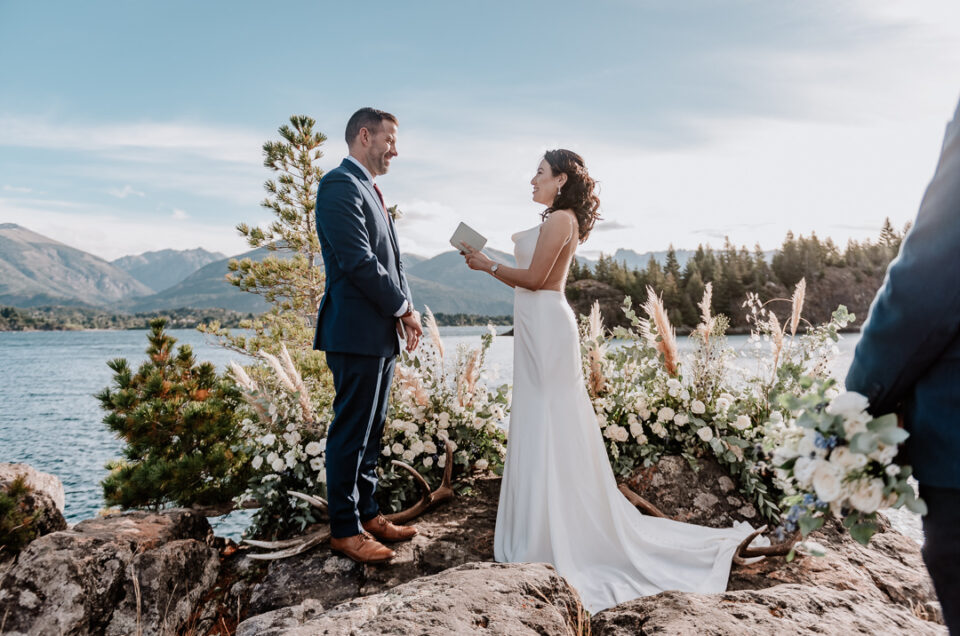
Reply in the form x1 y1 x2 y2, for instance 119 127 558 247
0 224 517 315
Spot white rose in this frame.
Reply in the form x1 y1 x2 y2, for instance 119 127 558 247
438 454 446 468
305 441 324 456
657 407 675 422
283 431 301 446
252 455 264 470
691 400 706 415
715 397 731 412
475 459 489 471
650 421 667 438
423 456 434 467
826 392 870 418
437 429 450 441
673 413 689 427
424 440 437 454
793 456 820 487
696 426 713 442
596 412 608 427
885 464 901 477
627 413 638 426
284 450 297 468
402 450 415 462
797 431 818 457
667 378 682 391
869 443 898 465
812 462 844 502
261 434 276 446
843 414 870 438
316 468 326 483
615 426 629 443
309 457 324 471
848 478 884 513
731 415 751 431
829 447 867 472
382 445 391 456
680 389 690 402
630 423 644 439
270 458 285 472
266 451 279 465
410 440 425 456
392 443 404 455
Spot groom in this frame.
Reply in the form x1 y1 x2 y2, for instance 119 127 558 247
313 107 423 563
845 95 960 632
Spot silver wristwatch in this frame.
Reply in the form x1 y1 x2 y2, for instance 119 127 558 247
490 263 499 274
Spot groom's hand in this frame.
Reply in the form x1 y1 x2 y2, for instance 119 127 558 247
398 311 423 352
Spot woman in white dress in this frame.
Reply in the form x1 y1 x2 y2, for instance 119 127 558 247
461 149 755 613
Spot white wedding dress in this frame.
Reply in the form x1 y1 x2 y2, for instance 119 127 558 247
494 224 756 614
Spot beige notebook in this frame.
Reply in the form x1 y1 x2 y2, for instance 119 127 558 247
449 222 487 253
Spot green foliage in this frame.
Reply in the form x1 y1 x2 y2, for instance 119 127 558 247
0 305 253 332
97 318 253 509
0 475 39 554
569 223 903 330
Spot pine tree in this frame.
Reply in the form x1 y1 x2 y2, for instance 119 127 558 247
201 115 331 380
97 319 252 509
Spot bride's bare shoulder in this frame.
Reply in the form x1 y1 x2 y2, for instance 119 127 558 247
545 208 578 228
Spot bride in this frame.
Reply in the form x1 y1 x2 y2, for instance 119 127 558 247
461 149 755 613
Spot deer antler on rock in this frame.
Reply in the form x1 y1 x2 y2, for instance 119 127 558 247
244 441 456 560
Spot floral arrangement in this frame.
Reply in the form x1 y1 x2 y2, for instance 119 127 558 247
231 310 509 538
770 378 926 545
379 309 509 512
230 345 329 539
583 281 855 525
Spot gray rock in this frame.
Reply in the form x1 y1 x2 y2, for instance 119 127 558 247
238 562 582 636
0 509 218 636
591 585 945 635
0 475 67 547
0 463 65 512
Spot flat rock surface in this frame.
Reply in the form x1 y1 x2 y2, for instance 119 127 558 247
238 561 584 636
247 475 499 616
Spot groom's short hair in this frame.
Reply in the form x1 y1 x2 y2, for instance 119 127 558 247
346 108 398 144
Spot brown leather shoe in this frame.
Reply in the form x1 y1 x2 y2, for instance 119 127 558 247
329 533 395 563
362 513 419 542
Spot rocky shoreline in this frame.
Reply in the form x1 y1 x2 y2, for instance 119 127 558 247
0 461 944 635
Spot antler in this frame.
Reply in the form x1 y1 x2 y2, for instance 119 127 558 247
732 525 801 566
618 484 669 518
386 440 455 524
244 442 456 560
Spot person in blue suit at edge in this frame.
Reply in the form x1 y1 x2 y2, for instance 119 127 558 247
313 107 423 563
845 94 960 633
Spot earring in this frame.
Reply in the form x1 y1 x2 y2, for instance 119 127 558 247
557 185 562 197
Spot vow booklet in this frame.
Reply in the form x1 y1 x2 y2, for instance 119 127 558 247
449 222 487 253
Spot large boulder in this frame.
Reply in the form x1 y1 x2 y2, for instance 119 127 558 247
237 561 583 636
247 474 500 615
0 468 67 554
0 509 220 636
591 586 944 635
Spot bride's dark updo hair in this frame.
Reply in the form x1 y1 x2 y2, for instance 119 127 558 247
541 149 601 243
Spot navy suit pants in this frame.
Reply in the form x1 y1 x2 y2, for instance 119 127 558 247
325 352 395 538
920 483 960 633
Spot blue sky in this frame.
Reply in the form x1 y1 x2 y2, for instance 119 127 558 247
1 1 958 260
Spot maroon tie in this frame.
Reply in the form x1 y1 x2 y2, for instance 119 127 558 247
373 183 390 224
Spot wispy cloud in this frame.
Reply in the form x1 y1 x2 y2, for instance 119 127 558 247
593 220 632 232
171 208 188 220
0 115 266 164
107 185 145 199
3 184 33 194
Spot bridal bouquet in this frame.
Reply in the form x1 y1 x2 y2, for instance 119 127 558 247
769 378 926 545
379 309 509 511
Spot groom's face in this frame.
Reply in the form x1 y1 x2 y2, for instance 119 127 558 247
363 121 399 177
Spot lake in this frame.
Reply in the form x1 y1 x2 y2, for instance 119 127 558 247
2 326 917 543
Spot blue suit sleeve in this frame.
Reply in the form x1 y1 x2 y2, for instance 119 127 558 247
845 99 960 414
315 173 407 317
398 256 413 309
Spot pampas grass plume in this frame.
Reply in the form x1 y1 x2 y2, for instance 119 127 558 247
641 286 679 377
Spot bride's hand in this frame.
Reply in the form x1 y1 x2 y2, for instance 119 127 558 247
461 242 495 272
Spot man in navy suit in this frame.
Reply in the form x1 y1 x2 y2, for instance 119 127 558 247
845 95 960 632
313 107 423 563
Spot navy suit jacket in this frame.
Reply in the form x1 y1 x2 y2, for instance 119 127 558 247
845 96 960 488
313 158 412 358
